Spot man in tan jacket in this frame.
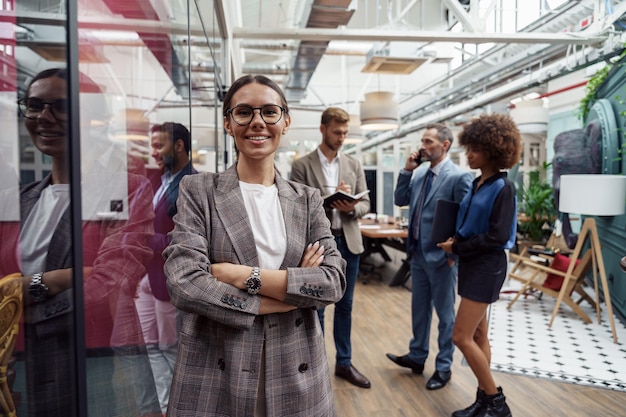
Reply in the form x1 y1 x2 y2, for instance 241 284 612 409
290 107 372 388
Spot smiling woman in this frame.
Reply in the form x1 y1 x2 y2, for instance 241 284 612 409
162 74 346 417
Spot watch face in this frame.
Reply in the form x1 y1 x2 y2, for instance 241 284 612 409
246 276 262 294
29 284 48 302
29 274 49 302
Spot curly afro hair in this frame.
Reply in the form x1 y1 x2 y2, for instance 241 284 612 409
458 113 522 170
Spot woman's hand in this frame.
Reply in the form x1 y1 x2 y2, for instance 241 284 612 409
437 237 455 254
300 241 325 267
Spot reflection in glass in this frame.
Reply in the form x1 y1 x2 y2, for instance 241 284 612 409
1 68 160 417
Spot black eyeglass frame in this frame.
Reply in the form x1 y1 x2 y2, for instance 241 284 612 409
226 104 286 126
17 97 69 121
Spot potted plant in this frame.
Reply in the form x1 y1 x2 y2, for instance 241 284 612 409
516 161 557 243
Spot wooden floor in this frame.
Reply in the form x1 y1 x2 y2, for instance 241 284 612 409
322 251 626 417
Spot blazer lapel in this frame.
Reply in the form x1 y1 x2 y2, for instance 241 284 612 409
20 176 48 224
275 174 304 269
214 165 259 266
410 168 428 216
308 152 329 192
424 160 450 206
47 210 72 269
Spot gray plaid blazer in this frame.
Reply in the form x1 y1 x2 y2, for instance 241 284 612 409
164 164 346 417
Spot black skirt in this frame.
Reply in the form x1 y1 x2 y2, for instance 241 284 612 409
457 250 508 303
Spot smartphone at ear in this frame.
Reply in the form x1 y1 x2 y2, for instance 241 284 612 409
414 149 428 164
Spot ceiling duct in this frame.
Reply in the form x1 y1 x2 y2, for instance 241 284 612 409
362 41 429 74
284 0 354 102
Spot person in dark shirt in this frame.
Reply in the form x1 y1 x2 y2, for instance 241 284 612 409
438 113 522 417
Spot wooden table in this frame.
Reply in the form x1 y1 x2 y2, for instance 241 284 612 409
359 219 408 239
359 219 410 286
359 219 407 260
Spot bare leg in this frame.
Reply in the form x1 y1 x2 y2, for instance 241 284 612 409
452 297 498 395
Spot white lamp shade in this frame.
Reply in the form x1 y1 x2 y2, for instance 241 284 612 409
509 99 548 133
559 174 626 216
345 114 364 143
360 91 399 131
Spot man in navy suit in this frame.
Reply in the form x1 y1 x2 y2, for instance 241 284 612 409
136 122 197 414
387 123 472 391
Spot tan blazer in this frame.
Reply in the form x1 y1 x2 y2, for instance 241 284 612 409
164 164 346 417
290 150 370 255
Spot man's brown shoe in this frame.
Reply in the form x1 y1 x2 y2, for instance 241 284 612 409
335 364 371 388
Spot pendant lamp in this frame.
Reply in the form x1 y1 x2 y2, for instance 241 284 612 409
360 91 399 131
345 114 365 144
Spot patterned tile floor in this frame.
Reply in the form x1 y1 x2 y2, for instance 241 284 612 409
489 279 626 392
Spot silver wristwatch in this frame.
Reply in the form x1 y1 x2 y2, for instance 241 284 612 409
245 267 262 295
29 272 49 302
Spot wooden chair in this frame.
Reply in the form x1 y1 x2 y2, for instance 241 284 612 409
0 274 23 417
506 249 596 324
505 228 573 297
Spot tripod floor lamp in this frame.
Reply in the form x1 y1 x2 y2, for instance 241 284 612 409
557 174 626 343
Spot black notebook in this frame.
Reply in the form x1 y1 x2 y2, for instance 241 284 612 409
430 199 459 243
323 190 369 208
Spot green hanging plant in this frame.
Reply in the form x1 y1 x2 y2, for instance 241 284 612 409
578 65 611 121
578 47 626 121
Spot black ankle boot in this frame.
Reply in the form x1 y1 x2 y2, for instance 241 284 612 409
476 388 511 417
452 388 486 417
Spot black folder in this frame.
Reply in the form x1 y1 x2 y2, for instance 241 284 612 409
430 199 459 243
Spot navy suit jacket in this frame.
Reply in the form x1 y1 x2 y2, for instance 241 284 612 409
148 162 197 300
395 159 473 266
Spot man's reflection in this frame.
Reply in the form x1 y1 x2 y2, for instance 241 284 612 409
0 68 160 417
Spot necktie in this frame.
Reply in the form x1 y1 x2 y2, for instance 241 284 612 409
412 170 434 241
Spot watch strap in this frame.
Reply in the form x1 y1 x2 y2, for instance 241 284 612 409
29 272 49 303
245 266 262 295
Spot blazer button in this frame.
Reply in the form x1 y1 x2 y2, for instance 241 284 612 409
218 358 225 371
298 363 308 373
295 317 304 327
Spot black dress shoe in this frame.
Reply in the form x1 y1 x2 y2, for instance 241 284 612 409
426 370 451 390
385 353 424 374
335 364 371 389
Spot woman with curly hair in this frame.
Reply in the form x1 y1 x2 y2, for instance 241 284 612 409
438 113 522 417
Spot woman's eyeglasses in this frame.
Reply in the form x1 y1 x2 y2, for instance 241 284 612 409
17 98 69 120
226 104 286 126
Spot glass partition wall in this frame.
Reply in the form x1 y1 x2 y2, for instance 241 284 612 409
2 0 222 415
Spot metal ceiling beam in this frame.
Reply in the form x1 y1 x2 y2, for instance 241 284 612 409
5 12 606 46
442 0 478 32
232 27 606 45
353 42 624 153
212 0 229 39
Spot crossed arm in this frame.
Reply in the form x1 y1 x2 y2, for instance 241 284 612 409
209 241 325 314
